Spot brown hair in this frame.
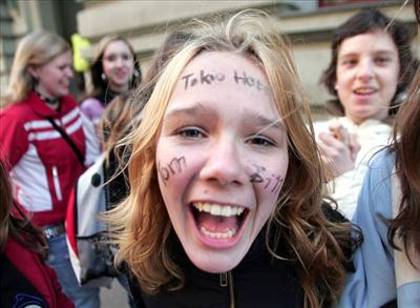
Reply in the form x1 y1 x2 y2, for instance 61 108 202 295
320 9 417 117
387 0 420 268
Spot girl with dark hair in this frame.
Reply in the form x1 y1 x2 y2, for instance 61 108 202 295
339 2 420 306
315 9 418 219
80 35 141 125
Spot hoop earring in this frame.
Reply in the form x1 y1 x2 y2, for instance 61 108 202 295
101 73 106 81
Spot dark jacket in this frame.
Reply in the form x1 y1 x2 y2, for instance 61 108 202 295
127 203 356 308
128 229 304 308
1 238 73 308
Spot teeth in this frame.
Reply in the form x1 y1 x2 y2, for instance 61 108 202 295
354 88 375 94
200 226 237 239
193 202 245 217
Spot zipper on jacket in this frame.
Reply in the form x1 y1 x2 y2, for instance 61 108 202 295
52 166 63 201
220 272 235 308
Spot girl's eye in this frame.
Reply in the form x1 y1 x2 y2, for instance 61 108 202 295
374 57 390 65
122 54 133 61
104 55 116 62
342 59 357 67
178 127 205 139
248 135 275 147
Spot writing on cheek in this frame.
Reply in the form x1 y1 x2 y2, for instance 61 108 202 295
264 174 284 193
181 69 269 92
158 156 186 186
249 164 266 183
249 164 284 193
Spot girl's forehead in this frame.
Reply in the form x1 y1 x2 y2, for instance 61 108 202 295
104 40 130 53
171 51 272 98
339 30 397 54
165 51 279 121
183 51 265 77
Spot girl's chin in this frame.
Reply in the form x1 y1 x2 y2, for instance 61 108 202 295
186 250 243 273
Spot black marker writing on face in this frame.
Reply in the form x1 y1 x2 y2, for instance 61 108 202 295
250 164 283 194
182 70 226 90
233 70 265 91
181 69 268 92
264 174 284 193
158 156 187 185
250 164 266 183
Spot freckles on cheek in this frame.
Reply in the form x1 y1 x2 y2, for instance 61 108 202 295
249 163 285 194
157 155 187 186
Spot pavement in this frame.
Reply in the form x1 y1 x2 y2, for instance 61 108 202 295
100 280 131 308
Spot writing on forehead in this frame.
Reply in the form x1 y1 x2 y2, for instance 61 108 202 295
181 69 269 92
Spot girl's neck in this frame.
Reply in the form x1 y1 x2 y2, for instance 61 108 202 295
109 83 129 94
34 88 60 110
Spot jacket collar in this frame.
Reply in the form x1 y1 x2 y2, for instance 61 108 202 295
27 91 74 118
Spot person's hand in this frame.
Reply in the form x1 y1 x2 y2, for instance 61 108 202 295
317 123 360 179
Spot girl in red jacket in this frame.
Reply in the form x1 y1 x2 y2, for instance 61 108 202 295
0 159 74 308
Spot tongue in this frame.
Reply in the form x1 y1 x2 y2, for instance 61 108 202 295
196 212 239 232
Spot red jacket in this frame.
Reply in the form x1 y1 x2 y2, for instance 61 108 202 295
0 92 99 227
1 238 74 308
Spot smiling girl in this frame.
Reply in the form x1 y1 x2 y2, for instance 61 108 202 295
80 35 141 125
315 9 417 219
109 11 358 308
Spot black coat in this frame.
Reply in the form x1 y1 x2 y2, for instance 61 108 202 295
128 229 304 308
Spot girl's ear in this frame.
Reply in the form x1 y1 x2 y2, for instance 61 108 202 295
27 65 39 79
334 83 339 91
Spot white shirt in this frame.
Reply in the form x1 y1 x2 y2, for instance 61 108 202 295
314 117 392 219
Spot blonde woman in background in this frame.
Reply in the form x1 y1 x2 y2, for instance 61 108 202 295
0 31 99 307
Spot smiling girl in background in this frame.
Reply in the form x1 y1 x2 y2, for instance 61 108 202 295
315 9 417 219
108 11 358 308
80 35 141 125
338 0 420 306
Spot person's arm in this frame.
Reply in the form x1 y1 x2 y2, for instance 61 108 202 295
338 151 396 307
0 110 29 169
79 111 101 166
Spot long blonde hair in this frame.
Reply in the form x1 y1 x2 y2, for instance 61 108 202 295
110 10 353 307
2 31 70 106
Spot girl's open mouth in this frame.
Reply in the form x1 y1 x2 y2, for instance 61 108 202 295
189 202 249 248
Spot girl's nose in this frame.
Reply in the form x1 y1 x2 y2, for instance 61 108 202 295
67 67 74 78
356 59 374 81
115 56 125 67
199 136 247 186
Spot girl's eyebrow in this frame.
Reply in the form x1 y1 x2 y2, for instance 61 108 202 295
339 49 397 59
165 103 284 132
164 103 208 119
243 111 284 131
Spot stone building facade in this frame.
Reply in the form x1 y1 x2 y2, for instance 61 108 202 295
1 0 418 116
